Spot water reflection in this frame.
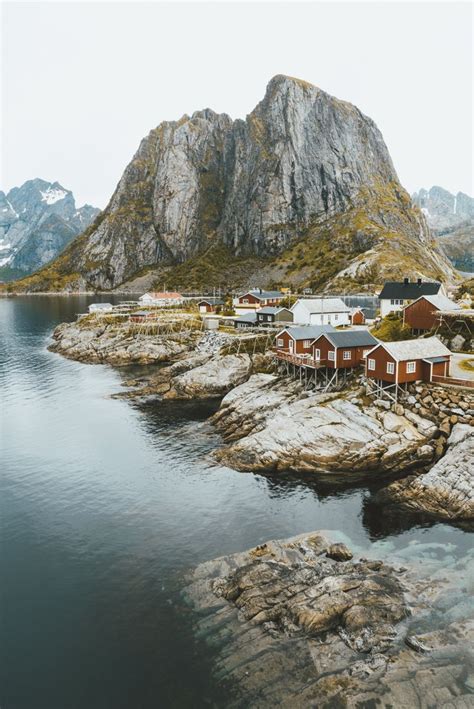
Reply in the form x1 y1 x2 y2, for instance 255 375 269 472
0 295 472 709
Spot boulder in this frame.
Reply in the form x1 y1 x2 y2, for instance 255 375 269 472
379 424 474 519
164 354 253 399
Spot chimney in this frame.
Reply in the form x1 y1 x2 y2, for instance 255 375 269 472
417 278 422 285
403 277 409 285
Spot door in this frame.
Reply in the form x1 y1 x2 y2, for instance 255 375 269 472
315 348 321 361
289 340 294 354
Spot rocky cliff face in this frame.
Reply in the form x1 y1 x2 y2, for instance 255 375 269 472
0 179 100 279
16 76 456 291
412 186 473 273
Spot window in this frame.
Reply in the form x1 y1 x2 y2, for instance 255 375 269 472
315 348 321 360
303 340 311 348
328 351 335 361
243 299 248 304
277 338 284 347
386 361 395 374
368 358 375 371
406 361 416 373
390 299 395 305
343 351 351 360
335 314 339 321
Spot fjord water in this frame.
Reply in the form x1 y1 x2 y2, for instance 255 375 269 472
0 297 472 709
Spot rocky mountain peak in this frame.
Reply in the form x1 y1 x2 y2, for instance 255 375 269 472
14 77 456 291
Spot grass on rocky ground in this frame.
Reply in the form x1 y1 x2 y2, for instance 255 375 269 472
370 312 414 342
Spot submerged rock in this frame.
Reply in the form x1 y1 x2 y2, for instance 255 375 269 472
379 424 474 520
185 531 474 707
213 375 437 475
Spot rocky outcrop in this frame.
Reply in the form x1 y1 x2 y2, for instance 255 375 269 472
379 424 474 519
185 531 474 707
48 320 190 364
164 354 253 400
0 179 99 278
213 375 438 475
15 76 455 292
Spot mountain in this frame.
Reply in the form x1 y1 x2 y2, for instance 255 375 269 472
412 186 473 273
13 76 455 292
0 179 100 280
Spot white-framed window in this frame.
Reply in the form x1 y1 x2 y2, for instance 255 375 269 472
328 350 335 361
243 299 249 304
390 299 395 305
368 358 375 371
386 361 395 374
406 361 416 373
343 351 351 360
303 340 311 348
277 338 284 347
335 314 339 321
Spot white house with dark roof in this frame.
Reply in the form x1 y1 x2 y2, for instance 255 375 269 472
378 279 446 317
290 298 351 327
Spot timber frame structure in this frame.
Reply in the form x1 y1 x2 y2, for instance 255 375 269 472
274 351 357 392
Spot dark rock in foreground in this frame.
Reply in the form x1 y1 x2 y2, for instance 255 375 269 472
184 531 474 707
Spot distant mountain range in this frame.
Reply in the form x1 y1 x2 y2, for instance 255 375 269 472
0 179 100 280
412 187 474 273
10 75 455 293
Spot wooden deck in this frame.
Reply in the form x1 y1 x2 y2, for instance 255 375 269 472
432 375 474 389
275 350 327 369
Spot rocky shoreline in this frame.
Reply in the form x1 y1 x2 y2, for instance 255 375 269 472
49 319 474 520
184 530 474 707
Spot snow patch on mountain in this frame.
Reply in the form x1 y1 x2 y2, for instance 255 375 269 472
40 188 68 205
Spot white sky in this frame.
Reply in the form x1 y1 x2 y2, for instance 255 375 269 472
1 1 472 208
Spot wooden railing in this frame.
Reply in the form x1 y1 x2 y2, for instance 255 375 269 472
275 350 327 369
432 375 474 389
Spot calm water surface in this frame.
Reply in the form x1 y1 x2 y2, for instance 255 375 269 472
0 296 472 708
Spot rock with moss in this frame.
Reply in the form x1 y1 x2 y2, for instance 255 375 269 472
184 531 474 707
48 320 190 364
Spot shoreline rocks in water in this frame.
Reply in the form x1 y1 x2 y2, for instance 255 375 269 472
212 374 439 476
184 531 474 707
48 320 192 364
378 424 474 520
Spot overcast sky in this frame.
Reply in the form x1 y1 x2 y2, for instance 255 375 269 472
2 1 472 208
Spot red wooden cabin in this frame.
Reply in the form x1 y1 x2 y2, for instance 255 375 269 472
365 337 451 385
275 325 336 356
311 330 378 368
402 295 460 333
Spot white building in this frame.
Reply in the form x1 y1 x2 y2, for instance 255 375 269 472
378 279 446 318
290 298 351 327
139 291 184 307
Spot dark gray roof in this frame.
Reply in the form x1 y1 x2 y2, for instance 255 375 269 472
280 325 336 340
244 290 283 300
379 281 442 300
198 297 224 305
234 312 258 323
315 330 379 348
